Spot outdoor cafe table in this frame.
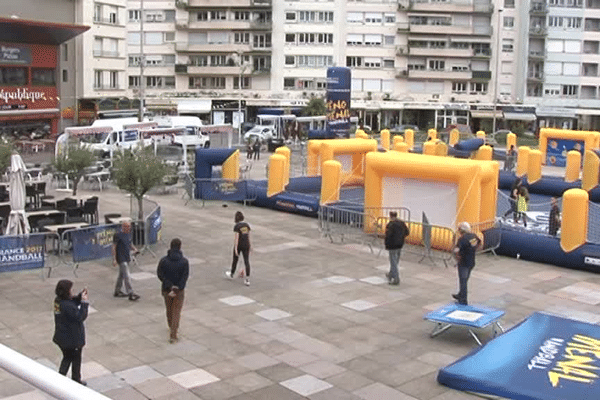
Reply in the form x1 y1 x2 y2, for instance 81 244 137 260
107 216 132 225
41 222 90 255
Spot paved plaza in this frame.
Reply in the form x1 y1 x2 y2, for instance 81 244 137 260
0 154 598 400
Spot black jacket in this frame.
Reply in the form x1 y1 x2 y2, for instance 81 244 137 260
53 294 88 349
385 219 409 250
157 249 189 292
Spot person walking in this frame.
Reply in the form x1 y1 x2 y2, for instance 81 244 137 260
503 177 522 221
225 211 252 286
53 280 88 385
157 238 189 343
253 139 261 160
549 197 561 236
384 211 409 285
246 140 253 160
452 222 481 305
112 222 140 301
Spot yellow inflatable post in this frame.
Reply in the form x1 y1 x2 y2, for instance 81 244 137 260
275 146 291 185
506 132 517 150
320 160 341 205
307 140 324 176
476 131 486 140
435 141 448 156
427 129 437 141
565 150 581 183
561 189 589 252
475 145 493 161
449 128 460 146
527 149 542 184
393 135 404 148
355 127 365 138
394 142 409 152
267 154 286 197
222 149 240 180
423 141 436 155
380 129 390 150
582 150 600 191
356 131 369 140
516 146 530 177
404 129 414 149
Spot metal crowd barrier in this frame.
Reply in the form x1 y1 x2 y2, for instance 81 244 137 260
129 196 163 256
403 221 456 267
471 220 502 256
318 205 381 253
186 178 257 206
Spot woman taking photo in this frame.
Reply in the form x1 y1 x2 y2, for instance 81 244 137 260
52 279 89 385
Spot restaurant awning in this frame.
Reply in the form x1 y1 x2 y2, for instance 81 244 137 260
503 112 537 121
0 17 89 45
470 110 503 119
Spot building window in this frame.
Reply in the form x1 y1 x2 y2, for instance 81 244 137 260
364 57 382 68
285 33 295 44
233 76 250 89
210 55 227 66
0 67 27 85
109 71 118 89
502 38 514 52
190 55 208 66
129 55 141 67
62 69 68 83
189 76 226 89
346 56 362 67
210 10 226 20
128 76 140 88
429 60 445 70
94 3 102 22
384 35 395 45
94 70 102 89
562 84 578 96
504 0 515 8
503 16 514 28
31 68 55 86
285 56 295 66
164 32 175 42
384 13 396 23
253 56 271 71
234 11 249 21
470 82 488 93
365 13 382 24
62 44 68 61
383 59 395 68
253 33 271 48
452 81 467 93
284 78 296 89
286 12 296 22
235 32 250 44
129 10 140 22
197 11 208 21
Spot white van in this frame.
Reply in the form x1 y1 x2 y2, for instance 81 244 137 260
152 116 210 148
80 118 152 156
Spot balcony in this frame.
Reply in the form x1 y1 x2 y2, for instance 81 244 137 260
396 69 408 78
407 69 471 79
250 20 272 30
397 22 410 32
528 50 545 59
527 72 544 81
187 65 242 75
529 26 547 36
93 17 123 26
530 3 548 14
408 0 493 14
175 42 232 52
252 0 271 6
175 64 188 73
93 50 120 58
471 70 491 80
93 85 123 91
187 0 269 6
176 19 188 29
409 23 492 36
473 49 492 58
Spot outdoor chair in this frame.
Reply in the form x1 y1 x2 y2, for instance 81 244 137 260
104 213 121 224
25 184 38 209
82 197 99 225
66 207 86 223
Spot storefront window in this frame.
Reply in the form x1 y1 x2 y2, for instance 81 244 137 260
0 67 27 85
31 68 56 86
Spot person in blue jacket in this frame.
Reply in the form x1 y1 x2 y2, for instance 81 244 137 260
52 279 89 385
157 238 189 343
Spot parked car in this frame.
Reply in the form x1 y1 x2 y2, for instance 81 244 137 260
244 125 276 143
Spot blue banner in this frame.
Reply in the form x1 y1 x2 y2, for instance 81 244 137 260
438 312 600 400
546 138 584 167
147 206 161 245
326 67 351 138
71 225 120 263
198 179 248 201
0 235 45 272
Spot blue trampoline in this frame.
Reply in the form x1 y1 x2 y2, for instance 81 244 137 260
424 303 505 345
438 312 600 400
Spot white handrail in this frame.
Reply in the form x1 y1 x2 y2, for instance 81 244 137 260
0 343 111 400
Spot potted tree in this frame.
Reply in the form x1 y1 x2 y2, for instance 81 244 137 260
52 144 95 196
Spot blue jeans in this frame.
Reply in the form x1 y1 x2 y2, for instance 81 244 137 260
457 266 472 304
388 249 401 282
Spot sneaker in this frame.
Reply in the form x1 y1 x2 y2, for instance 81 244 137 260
129 293 140 301
169 337 179 344
225 271 233 279
113 291 128 298
389 279 400 286
451 293 460 300
244 278 250 286
75 380 87 386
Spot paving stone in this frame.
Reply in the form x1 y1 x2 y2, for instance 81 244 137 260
150 358 197 376
255 363 304 382
255 308 293 321
299 360 347 379
353 382 418 400
116 365 163 385
103 386 150 400
325 276 356 284
87 374 128 393
280 374 333 397
227 371 273 393
359 276 388 285
219 295 255 306
190 380 244 400
234 352 280 370
341 300 378 311
169 368 220 389
134 376 187 399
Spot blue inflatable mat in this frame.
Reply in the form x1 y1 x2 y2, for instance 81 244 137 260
438 312 600 400
424 303 505 345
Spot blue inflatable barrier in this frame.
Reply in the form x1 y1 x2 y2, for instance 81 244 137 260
454 138 484 151
438 312 600 400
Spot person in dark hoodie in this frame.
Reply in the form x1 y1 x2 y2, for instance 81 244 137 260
157 238 189 343
53 279 89 385
384 211 409 285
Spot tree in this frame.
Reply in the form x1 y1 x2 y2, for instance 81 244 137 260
0 144 12 175
112 147 169 220
52 145 95 196
302 97 327 116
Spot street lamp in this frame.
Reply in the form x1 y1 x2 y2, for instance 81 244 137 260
492 8 503 135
